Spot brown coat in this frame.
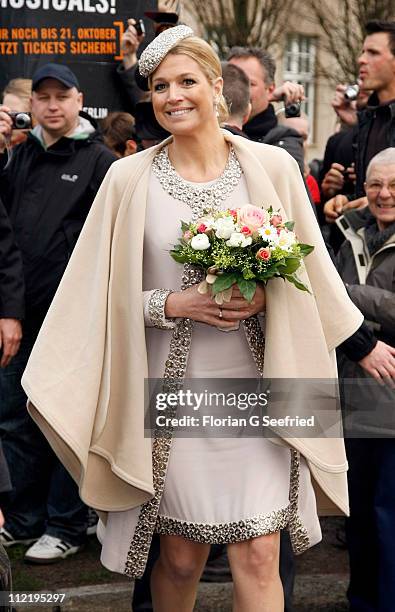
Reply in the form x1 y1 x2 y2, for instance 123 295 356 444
22 132 363 522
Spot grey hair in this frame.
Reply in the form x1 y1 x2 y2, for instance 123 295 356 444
366 148 395 179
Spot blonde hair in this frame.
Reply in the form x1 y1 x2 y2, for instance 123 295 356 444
151 36 229 124
2 78 32 106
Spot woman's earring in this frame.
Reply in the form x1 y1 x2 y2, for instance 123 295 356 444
214 97 220 118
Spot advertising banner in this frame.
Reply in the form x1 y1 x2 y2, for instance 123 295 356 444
0 0 156 116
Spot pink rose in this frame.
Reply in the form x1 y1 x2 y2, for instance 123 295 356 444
270 214 283 227
183 230 193 241
238 205 267 232
197 223 207 233
256 247 271 261
241 225 252 235
229 209 238 220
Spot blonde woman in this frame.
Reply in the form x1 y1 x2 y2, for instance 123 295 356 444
23 27 363 611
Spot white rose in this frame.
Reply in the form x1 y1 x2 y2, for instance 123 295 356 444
226 232 253 248
214 217 236 239
190 233 211 250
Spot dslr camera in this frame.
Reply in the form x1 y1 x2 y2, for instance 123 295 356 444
6 111 32 130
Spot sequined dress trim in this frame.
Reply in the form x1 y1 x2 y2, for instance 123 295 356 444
155 449 308 548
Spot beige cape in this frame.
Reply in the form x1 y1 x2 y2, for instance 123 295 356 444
22 132 363 528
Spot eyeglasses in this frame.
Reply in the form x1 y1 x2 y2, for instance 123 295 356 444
366 181 395 196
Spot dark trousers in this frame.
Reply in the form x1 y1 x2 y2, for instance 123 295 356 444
346 438 395 612
0 321 87 546
132 530 295 611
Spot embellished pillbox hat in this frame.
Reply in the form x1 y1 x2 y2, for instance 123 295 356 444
138 25 194 80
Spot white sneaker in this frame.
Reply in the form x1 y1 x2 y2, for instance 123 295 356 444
24 534 81 564
0 527 37 548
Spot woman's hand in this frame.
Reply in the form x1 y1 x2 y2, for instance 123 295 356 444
165 283 265 329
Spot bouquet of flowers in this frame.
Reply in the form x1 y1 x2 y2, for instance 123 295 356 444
170 204 314 303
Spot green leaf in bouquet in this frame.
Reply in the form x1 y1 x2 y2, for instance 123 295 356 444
237 278 256 302
180 220 190 232
284 274 311 293
298 243 315 257
284 220 295 231
170 250 189 264
280 257 301 274
255 268 287 282
271 260 286 270
212 272 238 295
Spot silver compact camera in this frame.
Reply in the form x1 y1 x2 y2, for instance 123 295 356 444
344 84 359 102
7 111 32 130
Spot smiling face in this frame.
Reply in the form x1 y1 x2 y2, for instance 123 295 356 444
358 32 395 101
150 53 223 137
31 78 82 140
365 163 395 230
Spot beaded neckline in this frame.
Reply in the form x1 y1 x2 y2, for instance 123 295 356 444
152 145 243 217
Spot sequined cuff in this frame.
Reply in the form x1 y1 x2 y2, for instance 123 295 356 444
147 289 176 329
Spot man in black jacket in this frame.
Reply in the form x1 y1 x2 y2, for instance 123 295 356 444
226 47 305 173
323 20 395 224
0 63 116 563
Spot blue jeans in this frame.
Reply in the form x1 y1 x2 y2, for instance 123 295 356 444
346 438 395 612
0 320 87 546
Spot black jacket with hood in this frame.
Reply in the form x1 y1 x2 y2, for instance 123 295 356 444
0 112 116 321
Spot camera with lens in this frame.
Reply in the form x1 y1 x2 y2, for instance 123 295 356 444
6 111 32 130
284 101 301 118
344 84 359 102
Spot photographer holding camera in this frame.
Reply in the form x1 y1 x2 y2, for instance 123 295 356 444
319 84 371 209
226 47 305 173
0 62 116 563
0 79 32 159
323 20 395 225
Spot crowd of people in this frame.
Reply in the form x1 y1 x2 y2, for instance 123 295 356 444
0 9 394 612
